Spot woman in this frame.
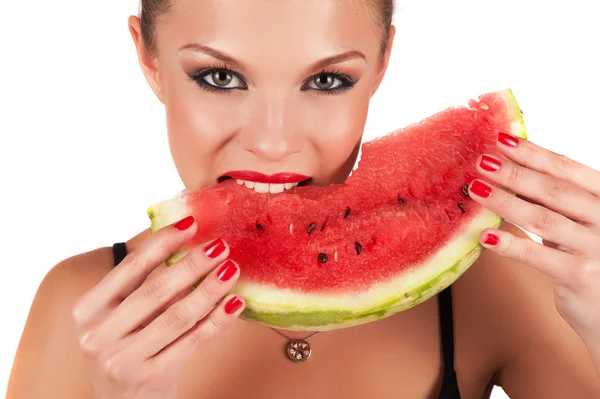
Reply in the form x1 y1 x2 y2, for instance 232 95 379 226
6 0 600 398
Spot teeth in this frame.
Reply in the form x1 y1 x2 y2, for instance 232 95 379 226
269 184 284 194
254 182 269 193
235 180 299 193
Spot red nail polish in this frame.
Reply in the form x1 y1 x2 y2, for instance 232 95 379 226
225 296 243 314
204 238 226 258
470 180 492 198
498 132 518 148
217 260 238 282
480 155 502 172
484 233 499 246
174 216 195 231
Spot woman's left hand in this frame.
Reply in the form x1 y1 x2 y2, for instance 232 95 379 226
467 132 600 353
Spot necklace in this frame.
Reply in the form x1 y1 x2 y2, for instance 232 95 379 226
270 328 321 363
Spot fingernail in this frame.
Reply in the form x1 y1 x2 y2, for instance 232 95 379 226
204 238 226 259
174 216 195 231
480 155 502 172
225 296 243 314
217 260 238 282
470 180 492 198
498 132 518 148
484 233 499 246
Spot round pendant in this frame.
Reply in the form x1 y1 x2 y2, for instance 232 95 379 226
286 339 312 363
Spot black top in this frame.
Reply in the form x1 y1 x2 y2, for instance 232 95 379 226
112 242 488 399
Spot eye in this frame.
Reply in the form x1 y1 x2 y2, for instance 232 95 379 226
188 66 247 92
310 74 341 90
302 72 355 93
202 70 244 89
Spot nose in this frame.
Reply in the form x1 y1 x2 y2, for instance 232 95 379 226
237 93 303 162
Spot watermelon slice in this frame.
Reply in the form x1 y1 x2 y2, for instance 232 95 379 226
148 89 527 331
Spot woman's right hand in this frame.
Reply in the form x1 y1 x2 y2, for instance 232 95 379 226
71 216 244 399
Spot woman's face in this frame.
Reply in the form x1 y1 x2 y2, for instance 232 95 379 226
130 0 394 191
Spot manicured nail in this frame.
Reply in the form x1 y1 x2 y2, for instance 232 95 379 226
217 260 238 282
225 296 243 314
204 238 226 258
480 155 502 172
484 233 499 246
174 216 195 231
470 180 492 198
498 132 518 148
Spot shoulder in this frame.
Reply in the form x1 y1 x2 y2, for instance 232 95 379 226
454 222 600 398
6 246 115 398
45 246 116 295
34 246 117 316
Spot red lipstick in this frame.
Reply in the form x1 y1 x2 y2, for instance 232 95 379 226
222 171 310 184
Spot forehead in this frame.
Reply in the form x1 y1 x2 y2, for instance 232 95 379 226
158 0 382 62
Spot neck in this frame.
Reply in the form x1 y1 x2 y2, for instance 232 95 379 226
271 328 320 339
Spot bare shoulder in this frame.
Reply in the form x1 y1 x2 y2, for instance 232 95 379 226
44 247 116 297
6 246 115 399
454 222 600 398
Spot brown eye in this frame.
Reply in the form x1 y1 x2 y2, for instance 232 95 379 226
305 73 351 92
211 71 233 86
199 69 244 89
314 74 335 89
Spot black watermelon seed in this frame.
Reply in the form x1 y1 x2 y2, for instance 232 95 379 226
318 253 328 264
462 184 470 197
256 223 264 232
355 241 363 255
397 198 405 206
320 217 328 231
444 209 452 220
307 223 316 235
457 203 466 214
344 208 351 218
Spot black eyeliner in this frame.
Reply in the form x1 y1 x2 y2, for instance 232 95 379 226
187 63 247 93
187 64 357 95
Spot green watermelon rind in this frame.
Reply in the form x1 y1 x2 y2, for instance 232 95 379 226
147 88 527 331
229 210 501 330
500 88 527 140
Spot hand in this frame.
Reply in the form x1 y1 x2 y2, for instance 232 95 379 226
72 217 245 399
467 132 600 340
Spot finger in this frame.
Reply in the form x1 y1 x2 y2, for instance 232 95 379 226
137 285 192 330
495 132 600 198
542 238 559 249
96 238 231 343
147 294 245 376
72 216 198 328
480 228 576 284
516 194 542 206
542 238 572 253
127 258 240 360
476 153 600 225
468 179 596 254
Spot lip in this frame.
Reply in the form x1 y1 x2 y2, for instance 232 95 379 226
221 171 311 184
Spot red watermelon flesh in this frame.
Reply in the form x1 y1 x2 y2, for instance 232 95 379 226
148 89 527 331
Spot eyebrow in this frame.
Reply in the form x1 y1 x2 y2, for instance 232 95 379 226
179 43 366 73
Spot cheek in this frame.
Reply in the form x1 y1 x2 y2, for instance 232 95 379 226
163 74 242 188
308 90 370 169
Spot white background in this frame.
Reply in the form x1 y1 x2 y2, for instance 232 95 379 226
1 1 599 397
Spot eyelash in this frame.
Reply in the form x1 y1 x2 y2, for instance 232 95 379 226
187 64 356 95
304 68 356 95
